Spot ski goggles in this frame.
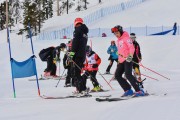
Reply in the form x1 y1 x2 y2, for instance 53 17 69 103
111 27 119 33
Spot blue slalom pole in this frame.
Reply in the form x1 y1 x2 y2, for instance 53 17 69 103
28 21 41 96
7 27 16 98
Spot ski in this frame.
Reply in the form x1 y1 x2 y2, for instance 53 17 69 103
96 93 150 102
29 76 66 81
89 90 110 93
40 94 111 99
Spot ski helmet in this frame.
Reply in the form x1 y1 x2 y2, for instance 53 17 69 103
111 40 115 44
67 40 72 47
111 25 123 34
130 33 136 40
74 18 83 26
86 45 92 54
60 43 66 48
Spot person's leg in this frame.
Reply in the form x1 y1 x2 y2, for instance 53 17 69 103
50 62 57 76
115 63 131 91
74 57 86 92
90 71 99 87
124 62 140 92
106 59 114 73
65 67 71 86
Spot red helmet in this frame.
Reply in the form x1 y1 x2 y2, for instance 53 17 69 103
74 18 83 26
67 40 72 47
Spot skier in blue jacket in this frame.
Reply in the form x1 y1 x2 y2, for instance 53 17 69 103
105 40 118 74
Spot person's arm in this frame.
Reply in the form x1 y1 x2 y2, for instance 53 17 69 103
107 46 111 54
126 39 135 57
137 43 142 60
72 27 83 53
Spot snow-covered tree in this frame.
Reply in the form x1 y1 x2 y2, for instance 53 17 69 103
59 0 75 15
12 0 22 24
76 0 89 11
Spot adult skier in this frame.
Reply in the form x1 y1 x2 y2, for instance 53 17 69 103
68 18 89 95
63 40 75 87
105 40 118 74
111 25 144 97
130 33 143 89
39 43 66 78
82 45 103 92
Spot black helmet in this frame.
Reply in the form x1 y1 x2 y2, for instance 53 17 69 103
111 25 123 34
60 43 66 48
130 33 136 38
86 45 92 54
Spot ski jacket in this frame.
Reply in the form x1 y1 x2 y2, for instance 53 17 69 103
39 46 61 61
72 24 89 59
84 51 101 71
107 45 118 59
116 31 135 63
133 40 142 63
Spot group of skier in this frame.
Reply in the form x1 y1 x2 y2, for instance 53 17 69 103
39 17 145 97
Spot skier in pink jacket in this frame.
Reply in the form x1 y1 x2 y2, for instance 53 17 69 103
111 25 144 97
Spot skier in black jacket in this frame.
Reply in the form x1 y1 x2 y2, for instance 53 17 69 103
69 18 89 95
39 43 66 78
130 33 143 88
63 40 75 87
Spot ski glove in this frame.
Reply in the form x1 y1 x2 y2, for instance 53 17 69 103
68 52 75 58
126 55 133 62
54 57 60 63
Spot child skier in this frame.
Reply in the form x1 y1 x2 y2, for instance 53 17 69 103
111 25 144 97
39 43 66 78
82 45 103 92
63 40 75 87
130 33 143 88
105 40 118 74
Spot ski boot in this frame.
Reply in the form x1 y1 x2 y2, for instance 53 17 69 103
91 86 104 92
121 89 134 97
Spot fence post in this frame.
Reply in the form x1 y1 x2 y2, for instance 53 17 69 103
162 25 164 32
99 28 101 37
146 25 148 36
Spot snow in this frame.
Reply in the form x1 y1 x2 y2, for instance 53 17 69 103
0 36 180 120
1 0 180 120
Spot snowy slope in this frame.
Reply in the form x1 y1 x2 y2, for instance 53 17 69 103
42 0 129 31
1 0 180 120
0 36 180 120
90 0 180 28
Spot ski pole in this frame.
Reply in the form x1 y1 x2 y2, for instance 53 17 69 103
108 76 115 84
119 54 170 80
55 69 66 87
141 73 159 81
70 58 104 88
98 70 114 90
132 61 170 80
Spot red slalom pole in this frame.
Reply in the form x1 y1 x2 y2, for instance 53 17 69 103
141 74 159 81
119 54 170 80
136 63 170 80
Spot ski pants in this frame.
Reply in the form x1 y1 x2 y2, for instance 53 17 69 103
82 71 99 88
73 56 86 92
106 58 118 72
115 61 140 92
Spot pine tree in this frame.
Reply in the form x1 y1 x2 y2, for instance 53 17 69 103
59 0 75 15
48 0 53 18
21 0 39 36
0 3 6 30
76 0 89 11
12 0 22 24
